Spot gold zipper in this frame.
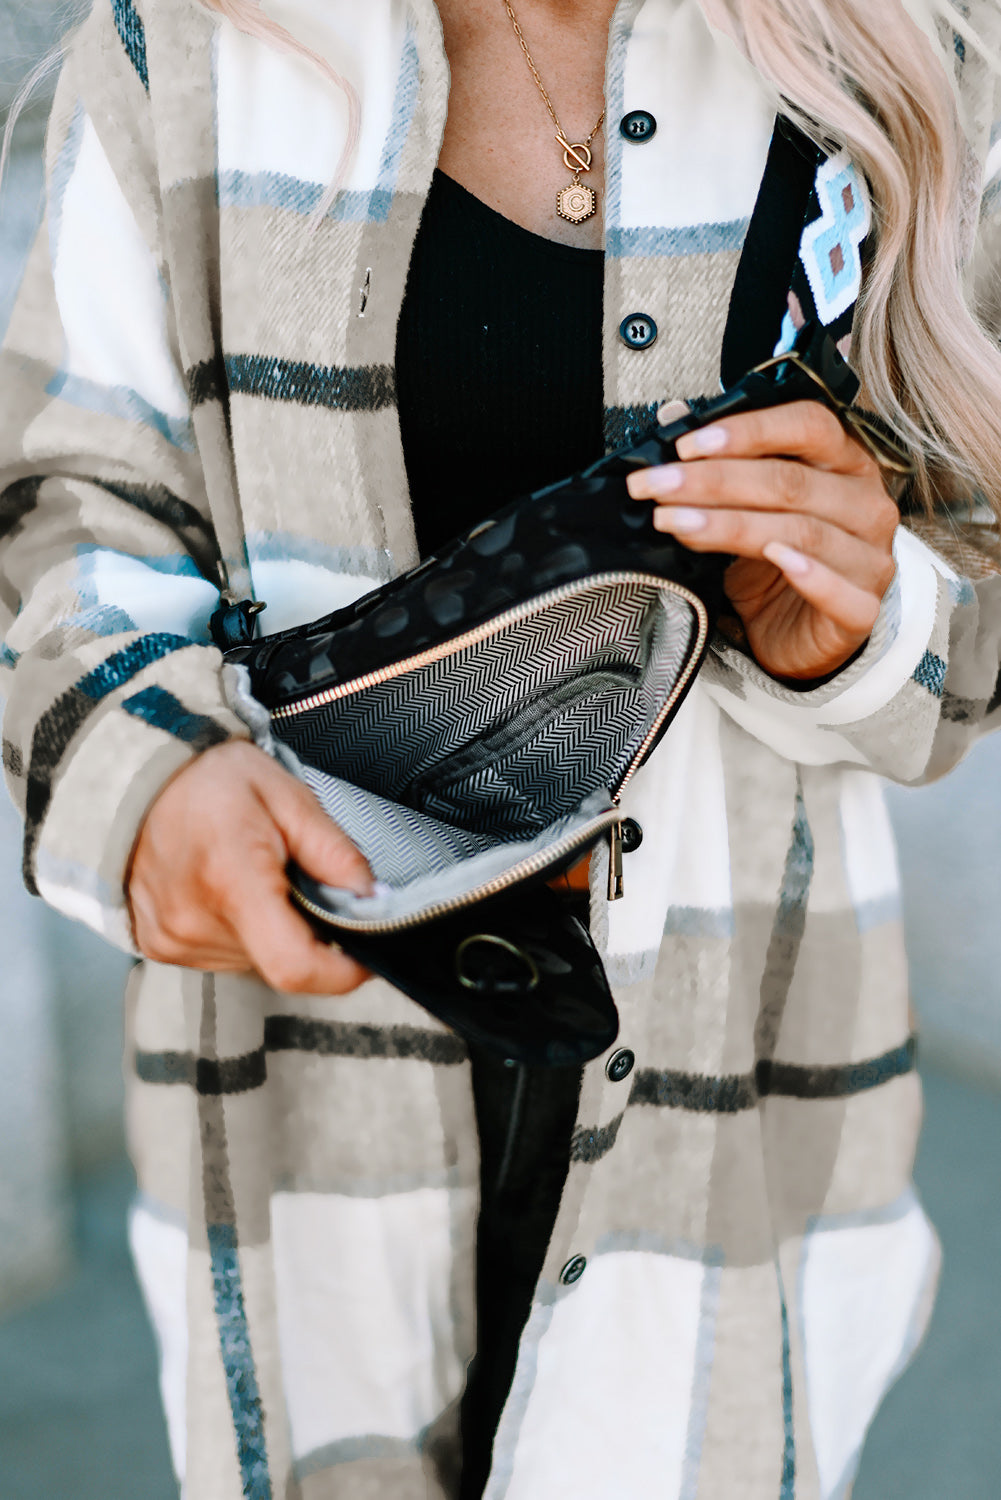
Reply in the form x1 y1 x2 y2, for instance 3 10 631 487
607 814 625 902
281 571 710 931
291 803 621 934
272 572 705 721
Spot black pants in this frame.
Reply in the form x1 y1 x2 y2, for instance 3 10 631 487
457 894 587 1499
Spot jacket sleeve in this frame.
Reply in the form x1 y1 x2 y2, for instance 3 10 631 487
0 0 249 952
701 534 1001 782
701 37 1001 786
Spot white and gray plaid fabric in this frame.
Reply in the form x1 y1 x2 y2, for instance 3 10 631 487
3 1 1001 1496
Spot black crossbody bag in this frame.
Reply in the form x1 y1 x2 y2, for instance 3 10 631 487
217 324 905 1065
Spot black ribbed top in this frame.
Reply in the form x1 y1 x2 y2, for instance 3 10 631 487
395 171 606 556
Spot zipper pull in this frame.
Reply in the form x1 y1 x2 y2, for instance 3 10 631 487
607 818 625 902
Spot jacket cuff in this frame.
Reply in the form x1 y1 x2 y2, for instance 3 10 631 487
701 527 951 765
21 642 250 952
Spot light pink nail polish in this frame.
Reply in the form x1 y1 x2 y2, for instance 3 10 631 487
764 542 810 577
686 425 729 456
654 466 684 493
665 507 707 533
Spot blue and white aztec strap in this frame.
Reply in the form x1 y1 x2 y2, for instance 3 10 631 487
776 149 872 358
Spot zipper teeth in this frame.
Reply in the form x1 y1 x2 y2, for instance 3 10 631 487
291 807 620 934
613 591 710 800
272 572 704 720
281 571 711 933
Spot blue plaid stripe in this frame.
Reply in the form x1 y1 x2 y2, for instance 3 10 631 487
207 1223 273 1500
778 1266 796 1499
604 402 660 450
111 0 149 92
371 23 420 214
218 168 335 218
216 23 418 225
913 649 947 698
755 787 815 1062
775 787 815 938
45 371 195 451
122 686 230 751
606 220 751 260
602 0 643 251
757 1037 917 1100
76 634 192 699
217 170 397 225
23 633 193 890
47 106 87 274
75 633 193 702
225 355 395 412
680 1263 723 1500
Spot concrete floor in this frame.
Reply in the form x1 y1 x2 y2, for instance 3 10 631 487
0 1061 998 1500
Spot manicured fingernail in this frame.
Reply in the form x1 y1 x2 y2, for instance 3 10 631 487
763 541 810 577
657 400 689 426
678 425 729 457
659 507 707 534
651 465 685 493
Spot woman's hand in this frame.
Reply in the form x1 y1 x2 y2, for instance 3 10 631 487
127 740 372 993
626 400 900 681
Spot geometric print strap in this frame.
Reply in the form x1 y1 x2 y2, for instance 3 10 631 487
776 148 872 359
719 121 869 385
801 152 872 322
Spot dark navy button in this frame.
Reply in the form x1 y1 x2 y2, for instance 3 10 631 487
620 110 657 143
605 1048 635 1083
621 818 643 854
619 313 657 351
560 1254 588 1286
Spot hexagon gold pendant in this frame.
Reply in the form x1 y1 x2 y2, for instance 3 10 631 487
557 181 597 224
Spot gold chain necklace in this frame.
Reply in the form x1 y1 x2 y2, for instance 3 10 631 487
501 0 605 225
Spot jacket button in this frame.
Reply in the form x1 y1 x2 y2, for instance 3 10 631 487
606 1047 635 1083
620 818 643 854
560 1254 587 1286
619 313 657 350
620 110 657 143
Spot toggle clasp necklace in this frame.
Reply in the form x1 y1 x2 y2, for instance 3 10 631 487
501 0 605 225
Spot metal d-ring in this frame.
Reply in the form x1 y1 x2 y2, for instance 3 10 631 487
749 351 917 478
455 933 541 995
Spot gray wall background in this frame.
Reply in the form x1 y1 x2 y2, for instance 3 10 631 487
1 0 1000 1314
887 739 1001 1087
1 4 132 1312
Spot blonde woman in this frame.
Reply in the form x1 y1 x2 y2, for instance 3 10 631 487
2 0 1001 1495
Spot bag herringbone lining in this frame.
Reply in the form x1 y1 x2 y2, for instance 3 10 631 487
264 579 698 926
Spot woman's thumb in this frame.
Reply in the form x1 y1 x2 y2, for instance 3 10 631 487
265 769 374 896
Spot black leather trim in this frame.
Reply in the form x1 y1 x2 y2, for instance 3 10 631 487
721 117 824 387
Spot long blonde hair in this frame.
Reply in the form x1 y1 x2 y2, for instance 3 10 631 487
701 0 1001 518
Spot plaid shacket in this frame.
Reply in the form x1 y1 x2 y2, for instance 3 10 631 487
3 1 1001 1495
